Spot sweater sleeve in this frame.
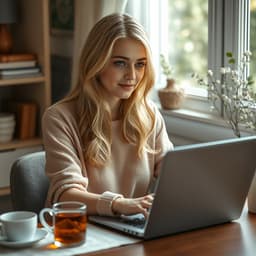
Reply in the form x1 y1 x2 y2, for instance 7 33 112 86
42 105 88 205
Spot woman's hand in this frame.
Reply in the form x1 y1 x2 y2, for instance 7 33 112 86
112 194 154 217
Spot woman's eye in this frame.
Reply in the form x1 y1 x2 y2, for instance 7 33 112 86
113 61 127 68
135 62 146 69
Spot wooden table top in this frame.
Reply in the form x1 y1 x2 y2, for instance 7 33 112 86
80 209 256 256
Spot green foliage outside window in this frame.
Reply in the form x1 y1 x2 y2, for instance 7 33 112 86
167 0 208 88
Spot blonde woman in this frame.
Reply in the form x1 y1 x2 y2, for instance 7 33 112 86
42 13 173 217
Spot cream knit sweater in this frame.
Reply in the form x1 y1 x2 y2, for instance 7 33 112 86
42 100 173 206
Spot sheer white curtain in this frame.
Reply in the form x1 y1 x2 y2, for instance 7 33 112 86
71 0 128 87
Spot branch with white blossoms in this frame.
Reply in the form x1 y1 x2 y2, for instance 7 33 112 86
160 54 174 80
192 51 255 138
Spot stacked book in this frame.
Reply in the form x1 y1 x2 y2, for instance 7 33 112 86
0 53 41 79
8 101 37 140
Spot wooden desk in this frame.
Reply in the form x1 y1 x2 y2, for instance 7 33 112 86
81 210 256 256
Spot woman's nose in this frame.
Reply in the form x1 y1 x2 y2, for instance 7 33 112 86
125 65 136 80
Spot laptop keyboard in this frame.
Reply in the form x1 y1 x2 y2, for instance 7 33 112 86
120 213 146 229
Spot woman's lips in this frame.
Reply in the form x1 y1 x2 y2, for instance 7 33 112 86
118 83 135 89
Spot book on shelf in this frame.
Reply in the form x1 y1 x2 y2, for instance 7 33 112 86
0 67 41 79
0 53 37 62
0 72 43 79
0 60 37 70
8 101 37 140
0 67 40 75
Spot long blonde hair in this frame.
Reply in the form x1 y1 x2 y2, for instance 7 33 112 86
63 13 156 168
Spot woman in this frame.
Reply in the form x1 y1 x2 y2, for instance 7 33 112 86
42 13 173 217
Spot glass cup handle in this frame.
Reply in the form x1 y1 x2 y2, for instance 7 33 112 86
39 208 54 233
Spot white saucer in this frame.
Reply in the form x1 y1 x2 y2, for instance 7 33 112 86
0 229 48 248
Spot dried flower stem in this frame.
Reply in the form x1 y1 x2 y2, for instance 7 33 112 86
193 51 255 137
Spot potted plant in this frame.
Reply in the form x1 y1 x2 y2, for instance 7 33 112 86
158 54 185 110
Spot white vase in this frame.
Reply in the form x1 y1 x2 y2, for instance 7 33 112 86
247 172 256 213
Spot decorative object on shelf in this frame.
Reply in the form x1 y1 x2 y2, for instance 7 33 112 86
193 51 255 138
158 54 185 110
0 0 17 53
0 112 15 143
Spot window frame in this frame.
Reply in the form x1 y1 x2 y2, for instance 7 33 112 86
145 0 251 114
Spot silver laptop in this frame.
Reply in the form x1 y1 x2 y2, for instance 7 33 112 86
89 136 256 239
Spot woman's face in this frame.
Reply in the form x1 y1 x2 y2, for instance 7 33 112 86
98 38 147 106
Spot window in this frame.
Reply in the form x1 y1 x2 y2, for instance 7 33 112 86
145 0 209 98
166 1 208 94
250 0 256 93
126 0 252 112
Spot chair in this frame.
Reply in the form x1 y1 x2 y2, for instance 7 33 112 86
10 151 49 214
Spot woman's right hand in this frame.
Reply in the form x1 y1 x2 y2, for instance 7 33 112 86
112 194 154 218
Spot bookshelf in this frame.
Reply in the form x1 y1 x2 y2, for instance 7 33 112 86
0 0 51 195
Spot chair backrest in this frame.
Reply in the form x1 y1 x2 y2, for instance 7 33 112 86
10 151 49 214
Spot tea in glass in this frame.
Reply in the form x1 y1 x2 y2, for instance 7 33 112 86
40 201 87 247
54 211 87 246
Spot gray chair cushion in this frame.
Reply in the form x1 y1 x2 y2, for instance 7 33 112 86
10 151 49 214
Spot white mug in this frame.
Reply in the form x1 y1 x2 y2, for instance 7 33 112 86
0 211 37 242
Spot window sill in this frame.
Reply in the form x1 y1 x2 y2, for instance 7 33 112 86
160 107 254 146
152 88 254 145
161 108 227 127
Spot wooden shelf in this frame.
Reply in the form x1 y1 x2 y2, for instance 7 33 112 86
0 138 43 151
0 0 50 198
